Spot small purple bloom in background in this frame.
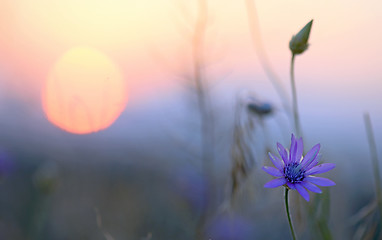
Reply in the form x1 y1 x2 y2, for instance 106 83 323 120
206 215 254 240
262 134 335 201
0 149 13 180
172 165 208 212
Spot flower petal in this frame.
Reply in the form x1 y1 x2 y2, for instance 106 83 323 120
277 143 289 164
305 176 336 186
295 184 310 201
305 154 322 170
305 163 336 175
300 144 320 168
286 182 295 189
289 134 298 163
268 152 284 171
262 166 283 177
301 181 322 193
264 178 286 188
295 137 304 163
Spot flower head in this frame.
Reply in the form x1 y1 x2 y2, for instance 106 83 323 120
247 102 273 116
289 20 313 55
262 134 335 201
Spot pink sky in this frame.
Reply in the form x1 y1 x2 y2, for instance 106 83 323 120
0 0 381 128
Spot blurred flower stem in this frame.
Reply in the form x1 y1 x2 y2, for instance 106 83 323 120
290 53 301 137
244 0 291 114
363 113 382 218
285 188 297 240
193 0 214 174
192 0 215 238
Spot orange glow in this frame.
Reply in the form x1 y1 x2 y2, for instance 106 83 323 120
1 0 382 111
42 47 127 134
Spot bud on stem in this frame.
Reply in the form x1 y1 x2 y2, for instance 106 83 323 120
289 20 313 55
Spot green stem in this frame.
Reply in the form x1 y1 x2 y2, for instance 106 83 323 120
290 54 301 137
363 113 382 219
285 188 297 240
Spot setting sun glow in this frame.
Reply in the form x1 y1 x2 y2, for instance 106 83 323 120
42 47 127 134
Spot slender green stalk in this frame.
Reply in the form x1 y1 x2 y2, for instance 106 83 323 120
285 188 297 240
363 113 382 219
290 53 301 137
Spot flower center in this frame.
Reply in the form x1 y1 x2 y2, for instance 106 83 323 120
284 163 305 183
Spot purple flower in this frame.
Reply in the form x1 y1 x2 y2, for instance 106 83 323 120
173 165 208 212
206 215 254 240
262 134 335 201
0 149 13 180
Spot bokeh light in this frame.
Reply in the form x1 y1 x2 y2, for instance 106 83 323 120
42 46 127 134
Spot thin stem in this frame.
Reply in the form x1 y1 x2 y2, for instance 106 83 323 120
363 113 382 218
245 0 291 114
193 0 212 173
290 53 301 137
192 0 215 238
285 188 297 240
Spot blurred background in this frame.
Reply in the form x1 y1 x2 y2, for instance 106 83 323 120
0 0 382 239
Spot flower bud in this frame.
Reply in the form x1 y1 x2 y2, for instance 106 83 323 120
289 20 313 55
247 102 273 116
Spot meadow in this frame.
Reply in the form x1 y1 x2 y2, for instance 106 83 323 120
0 1 381 239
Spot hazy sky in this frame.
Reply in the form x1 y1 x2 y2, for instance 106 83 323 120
1 0 381 94
0 0 381 137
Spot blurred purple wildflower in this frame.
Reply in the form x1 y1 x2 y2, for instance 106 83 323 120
173 165 208 212
0 149 13 180
206 215 254 240
262 134 335 201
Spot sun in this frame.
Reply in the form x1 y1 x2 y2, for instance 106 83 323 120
42 46 127 134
